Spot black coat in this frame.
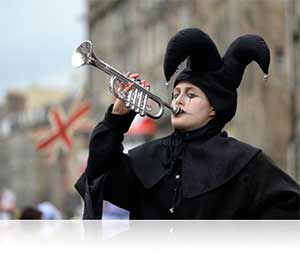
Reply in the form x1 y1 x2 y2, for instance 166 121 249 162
75 107 300 219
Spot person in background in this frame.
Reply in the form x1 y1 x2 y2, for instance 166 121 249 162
19 206 42 220
37 202 62 220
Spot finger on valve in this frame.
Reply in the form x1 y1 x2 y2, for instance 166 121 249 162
127 71 139 80
127 72 140 79
116 71 137 94
140 79 151 90
118 82 133 95
115 73 133 91
116 72 139 92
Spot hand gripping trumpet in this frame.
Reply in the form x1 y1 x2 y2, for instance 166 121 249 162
71 40 180 119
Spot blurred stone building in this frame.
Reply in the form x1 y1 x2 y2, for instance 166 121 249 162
84 0 299 181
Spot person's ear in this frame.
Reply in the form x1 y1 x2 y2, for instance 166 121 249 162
209 107 216 118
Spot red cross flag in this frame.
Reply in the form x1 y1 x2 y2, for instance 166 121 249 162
36 101 91 155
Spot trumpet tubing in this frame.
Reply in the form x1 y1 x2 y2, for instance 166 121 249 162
72 40 180 119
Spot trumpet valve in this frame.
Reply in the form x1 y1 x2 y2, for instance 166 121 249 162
130 89 138 110
124 89 133 108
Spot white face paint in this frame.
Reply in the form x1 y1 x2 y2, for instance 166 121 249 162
171 81 216 131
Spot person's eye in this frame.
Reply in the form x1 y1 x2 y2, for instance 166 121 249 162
187 93 196 98
172 93 179 99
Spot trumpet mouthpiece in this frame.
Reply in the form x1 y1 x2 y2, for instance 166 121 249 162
172 105 181 115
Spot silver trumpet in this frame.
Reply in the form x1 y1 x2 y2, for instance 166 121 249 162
71 40 180 119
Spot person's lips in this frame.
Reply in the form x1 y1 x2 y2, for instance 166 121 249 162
174 109 186 117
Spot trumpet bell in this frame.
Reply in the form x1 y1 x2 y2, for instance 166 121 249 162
72 40 93 68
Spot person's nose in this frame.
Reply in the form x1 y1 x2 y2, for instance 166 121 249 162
174 92 186 106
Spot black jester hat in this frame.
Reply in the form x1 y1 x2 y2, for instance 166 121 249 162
164 28 270 126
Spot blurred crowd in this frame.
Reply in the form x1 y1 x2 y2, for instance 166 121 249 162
0 189 63 219
0 188 129 220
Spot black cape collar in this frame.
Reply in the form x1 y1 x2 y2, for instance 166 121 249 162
128 129 260 198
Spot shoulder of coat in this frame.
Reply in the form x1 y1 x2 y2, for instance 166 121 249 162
127 135 170 155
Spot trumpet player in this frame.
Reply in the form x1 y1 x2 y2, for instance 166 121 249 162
75 28 299 219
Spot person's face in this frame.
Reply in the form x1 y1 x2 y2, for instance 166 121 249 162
171 81 216 131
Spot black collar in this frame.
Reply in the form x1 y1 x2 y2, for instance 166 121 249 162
128 131 260 198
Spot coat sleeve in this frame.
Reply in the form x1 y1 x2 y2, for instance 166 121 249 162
251 152 300 219
74 105 139 219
